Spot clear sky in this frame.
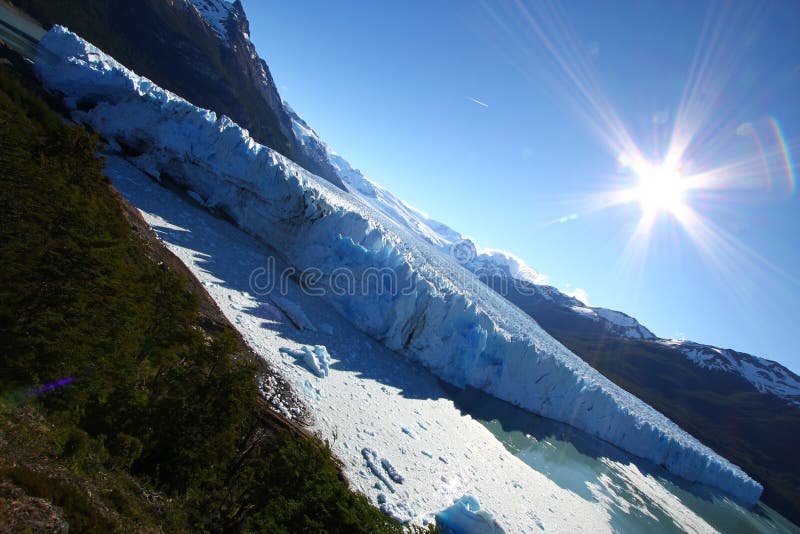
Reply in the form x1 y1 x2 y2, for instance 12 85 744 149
242 0 800 372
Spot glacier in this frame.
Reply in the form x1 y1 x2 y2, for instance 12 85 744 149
289 98 661 341
34 25 763 505
288 101 546 285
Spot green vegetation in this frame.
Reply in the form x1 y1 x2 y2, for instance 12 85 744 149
0 61 427 532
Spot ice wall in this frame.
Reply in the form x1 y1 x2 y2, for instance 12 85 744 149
34 26 763 505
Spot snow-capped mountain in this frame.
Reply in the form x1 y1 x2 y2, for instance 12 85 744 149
35 25 764 504
659 339 800 405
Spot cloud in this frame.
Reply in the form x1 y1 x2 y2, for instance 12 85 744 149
565 288 590 306
466 96 489 108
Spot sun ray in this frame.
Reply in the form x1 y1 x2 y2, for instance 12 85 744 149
478 0 796 304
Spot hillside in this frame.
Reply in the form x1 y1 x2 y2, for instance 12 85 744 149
0 52 421 533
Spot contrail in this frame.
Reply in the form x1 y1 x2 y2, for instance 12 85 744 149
466 96 489 108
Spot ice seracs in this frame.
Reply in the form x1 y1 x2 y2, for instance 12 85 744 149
35 25 763 505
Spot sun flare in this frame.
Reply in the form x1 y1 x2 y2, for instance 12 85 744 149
626 163 687 215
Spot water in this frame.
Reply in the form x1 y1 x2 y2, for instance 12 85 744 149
445 385 799 533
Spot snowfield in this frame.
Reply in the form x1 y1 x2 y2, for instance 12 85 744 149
35 24 762 510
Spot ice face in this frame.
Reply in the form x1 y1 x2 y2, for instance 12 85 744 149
34 25 763 505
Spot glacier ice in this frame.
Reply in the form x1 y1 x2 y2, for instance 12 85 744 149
280 345 331 378
362 448 397 493
34 25 763 505
435 495 506 534
380 457 405 484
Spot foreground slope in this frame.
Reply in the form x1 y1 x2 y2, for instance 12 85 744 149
0 54 411 533
34 25 762 505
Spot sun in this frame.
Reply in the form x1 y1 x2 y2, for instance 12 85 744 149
627 163 687 215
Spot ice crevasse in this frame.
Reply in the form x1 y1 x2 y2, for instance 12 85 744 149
34 26 762 505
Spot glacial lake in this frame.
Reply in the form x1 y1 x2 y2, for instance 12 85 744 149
445 385 799 533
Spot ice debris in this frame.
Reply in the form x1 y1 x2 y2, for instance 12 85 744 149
280 345 331 378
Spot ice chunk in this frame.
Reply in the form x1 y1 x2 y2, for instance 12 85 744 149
435 495 505 534
281 345 331 378
362 448 395 493
380 457 404 484
401 426 417 440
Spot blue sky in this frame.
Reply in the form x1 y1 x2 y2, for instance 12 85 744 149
243 0 800 372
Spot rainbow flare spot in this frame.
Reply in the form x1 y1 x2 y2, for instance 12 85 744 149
768 116 796 195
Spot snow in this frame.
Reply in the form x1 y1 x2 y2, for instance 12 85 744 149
435 495 506 534
659 340 800 405
569 306 600 320
35 25 763 506
594 308 656 340
186 0 237 42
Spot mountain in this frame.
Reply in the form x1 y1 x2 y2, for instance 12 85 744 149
12 0 347 189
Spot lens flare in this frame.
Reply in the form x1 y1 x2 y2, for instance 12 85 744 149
479 0 799 299
768 116 796 195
